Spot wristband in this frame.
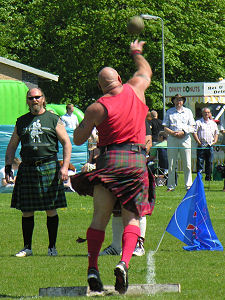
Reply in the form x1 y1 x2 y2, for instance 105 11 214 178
5 165 14 179
131 50 142 56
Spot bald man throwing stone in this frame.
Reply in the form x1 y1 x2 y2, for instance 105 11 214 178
71 40 153 294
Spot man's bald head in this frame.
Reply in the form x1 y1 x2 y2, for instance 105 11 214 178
151 110 158 118
98 67 122 93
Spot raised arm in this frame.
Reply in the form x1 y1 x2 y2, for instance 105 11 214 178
127 39 153 102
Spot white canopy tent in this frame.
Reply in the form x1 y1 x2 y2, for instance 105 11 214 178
166 81 225 125
165 81 225 172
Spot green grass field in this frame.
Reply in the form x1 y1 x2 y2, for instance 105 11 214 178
0 173 224 299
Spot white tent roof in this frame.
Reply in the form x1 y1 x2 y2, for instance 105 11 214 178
0 56 59 82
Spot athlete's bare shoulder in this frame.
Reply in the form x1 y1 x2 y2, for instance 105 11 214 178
85 102 107 126
86 102 104 113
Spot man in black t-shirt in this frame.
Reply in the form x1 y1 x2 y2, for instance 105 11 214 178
149 110 163 143
5 88 72 258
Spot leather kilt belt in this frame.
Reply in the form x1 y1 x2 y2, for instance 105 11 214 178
22 154 58 166
99 143 146 155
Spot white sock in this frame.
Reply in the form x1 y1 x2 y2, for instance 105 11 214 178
111 216 123 251
139 216 147 239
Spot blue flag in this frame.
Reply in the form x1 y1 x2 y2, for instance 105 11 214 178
166 173 223 251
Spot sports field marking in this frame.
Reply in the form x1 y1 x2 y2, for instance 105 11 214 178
146 250 156 284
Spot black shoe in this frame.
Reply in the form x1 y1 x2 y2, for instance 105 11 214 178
114 261 128 294
87 268 103 292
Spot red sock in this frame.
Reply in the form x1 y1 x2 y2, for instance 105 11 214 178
121 225 140 269
86 227 105 271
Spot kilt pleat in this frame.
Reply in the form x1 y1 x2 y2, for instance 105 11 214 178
71 150 155 217
11 160 67 212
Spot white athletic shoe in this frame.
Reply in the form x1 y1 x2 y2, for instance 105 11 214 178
99 245 121 256
48 247 58 256
15 247 33 257
133 238 145 256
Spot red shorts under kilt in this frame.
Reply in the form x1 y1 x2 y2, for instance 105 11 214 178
70 150 155 217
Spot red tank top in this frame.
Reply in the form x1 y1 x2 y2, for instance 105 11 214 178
96 84 148 146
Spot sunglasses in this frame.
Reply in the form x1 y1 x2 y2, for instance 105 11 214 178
28 95 43 100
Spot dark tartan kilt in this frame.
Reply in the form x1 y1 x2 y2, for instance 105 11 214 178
70 150 155 217
11 160 67 212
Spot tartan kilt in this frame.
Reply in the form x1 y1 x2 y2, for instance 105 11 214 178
70 150 155 217
11 160 67 212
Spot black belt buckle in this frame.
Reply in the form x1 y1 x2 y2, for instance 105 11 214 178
131 144 141 153
34 159 42 166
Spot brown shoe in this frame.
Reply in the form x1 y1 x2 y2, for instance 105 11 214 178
167 188 175 192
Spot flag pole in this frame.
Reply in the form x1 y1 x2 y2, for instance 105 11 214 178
207 180 211 191
154 230 166 254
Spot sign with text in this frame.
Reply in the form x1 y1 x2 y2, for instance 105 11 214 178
204 82 225 96
166 82 225 97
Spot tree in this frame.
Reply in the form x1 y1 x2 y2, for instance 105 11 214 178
0 0 224 112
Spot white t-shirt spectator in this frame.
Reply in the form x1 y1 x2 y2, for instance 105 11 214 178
61 113 79 129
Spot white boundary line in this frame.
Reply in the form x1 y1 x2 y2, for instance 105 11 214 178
146 250 156 284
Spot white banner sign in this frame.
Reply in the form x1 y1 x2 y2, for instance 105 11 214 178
204 83 225 96
166 82 225 97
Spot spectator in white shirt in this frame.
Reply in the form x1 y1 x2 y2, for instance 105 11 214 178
163 94 195 191
61 104 79 129
193 107 219 181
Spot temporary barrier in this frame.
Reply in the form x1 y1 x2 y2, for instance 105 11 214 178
0 125 88 179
